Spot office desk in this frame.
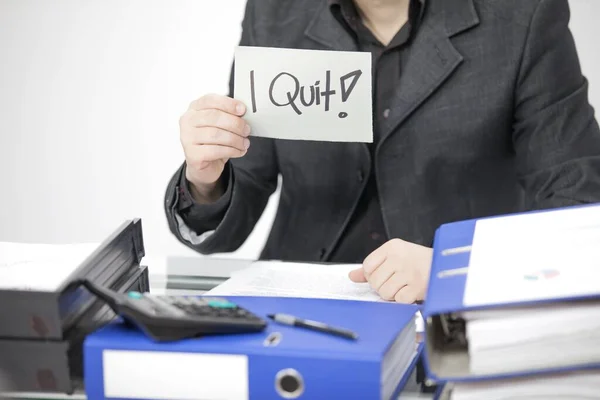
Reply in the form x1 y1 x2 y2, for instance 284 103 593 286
1 256 434 400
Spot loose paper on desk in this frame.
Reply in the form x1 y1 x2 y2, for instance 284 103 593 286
463 205 600 307
0 242 99 291
233 46 373 142
209 261 381 301
207 261 424 332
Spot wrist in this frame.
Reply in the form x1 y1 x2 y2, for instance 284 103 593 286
188 179 224 204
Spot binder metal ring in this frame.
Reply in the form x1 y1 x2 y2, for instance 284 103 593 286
275 368 304 398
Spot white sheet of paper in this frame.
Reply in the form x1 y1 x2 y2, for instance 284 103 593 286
208 261 381 300
207 260 424 332
463 205 600 307
233 46 372 142
0 241 99 291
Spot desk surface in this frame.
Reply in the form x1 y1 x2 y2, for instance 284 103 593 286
2 256 434 400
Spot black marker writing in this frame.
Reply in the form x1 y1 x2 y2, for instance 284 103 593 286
249 69 363 118
321 70 335 112
300 85 315 106
340 70 361 102
249 70 257 113
268 72 301 115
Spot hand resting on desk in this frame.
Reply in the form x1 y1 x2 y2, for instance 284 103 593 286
348 238 432 304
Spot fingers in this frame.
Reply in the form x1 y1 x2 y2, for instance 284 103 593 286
365 262 395 292
185 144 247 166
394 286 419 304
188 109 250 137
360 245 389 290
354 266 418 303
362 248 387 277
377 273 418 303
185 127 250 153
350 238 427 304
190 93 246 117
348 268 367 282
180 94 250 187
378 272 407 301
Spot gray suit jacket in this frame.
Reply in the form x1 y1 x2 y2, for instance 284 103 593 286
164 0 600 261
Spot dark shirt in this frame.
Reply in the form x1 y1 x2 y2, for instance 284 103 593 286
177 0 425 263
327 0 425 263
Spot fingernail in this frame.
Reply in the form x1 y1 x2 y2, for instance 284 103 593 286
236 104 245 115
244 138 250 149
244 124 251 135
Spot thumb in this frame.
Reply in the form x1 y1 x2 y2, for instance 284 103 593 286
348 267 367 282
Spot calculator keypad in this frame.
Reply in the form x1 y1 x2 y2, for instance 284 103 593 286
155 296 260 321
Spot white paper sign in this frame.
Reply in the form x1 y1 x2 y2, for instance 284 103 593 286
234 46 373 142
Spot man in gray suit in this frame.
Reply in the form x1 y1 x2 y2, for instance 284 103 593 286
164 0 600 303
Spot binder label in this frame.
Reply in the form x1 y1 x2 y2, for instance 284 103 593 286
103 350 249 399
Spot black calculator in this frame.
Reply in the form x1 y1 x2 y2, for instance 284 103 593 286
81 279 267 341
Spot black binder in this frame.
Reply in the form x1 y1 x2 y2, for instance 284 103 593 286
0 263 149 394
0 219 144 340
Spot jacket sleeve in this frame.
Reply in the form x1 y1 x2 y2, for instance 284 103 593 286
164 0 279 254
513 0 600 210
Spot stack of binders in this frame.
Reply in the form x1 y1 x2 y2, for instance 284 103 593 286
421 203 600 399
0 219 149 395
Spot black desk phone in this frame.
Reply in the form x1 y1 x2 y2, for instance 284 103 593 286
81 279 267 341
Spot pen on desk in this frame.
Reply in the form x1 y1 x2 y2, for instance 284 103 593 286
267 313 359 340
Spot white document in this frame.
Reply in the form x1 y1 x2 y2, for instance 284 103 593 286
207 260 424 332
208 261 381 301
463 205 600 307
0 241 99 291
233 46 373 142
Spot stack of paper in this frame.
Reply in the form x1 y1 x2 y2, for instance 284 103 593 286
448 370 600 400
382 314 418 400
206 260 424 332
463 301 600 375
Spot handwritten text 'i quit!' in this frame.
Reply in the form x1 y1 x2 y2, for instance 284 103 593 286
248 69 363 119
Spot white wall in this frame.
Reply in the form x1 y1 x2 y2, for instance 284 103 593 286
0 0 277 260
569 1 600 107
0 0 599 260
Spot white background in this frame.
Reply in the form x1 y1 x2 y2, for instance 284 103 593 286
1 0 599 262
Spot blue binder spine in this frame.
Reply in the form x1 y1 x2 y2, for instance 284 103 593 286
84 338 419 399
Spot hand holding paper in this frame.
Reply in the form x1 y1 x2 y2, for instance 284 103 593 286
349 238 433 303
179 93 251 201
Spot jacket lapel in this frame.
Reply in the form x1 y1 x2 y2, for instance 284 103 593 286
376 0 480 151
376 21 462 151
304 0 481 150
